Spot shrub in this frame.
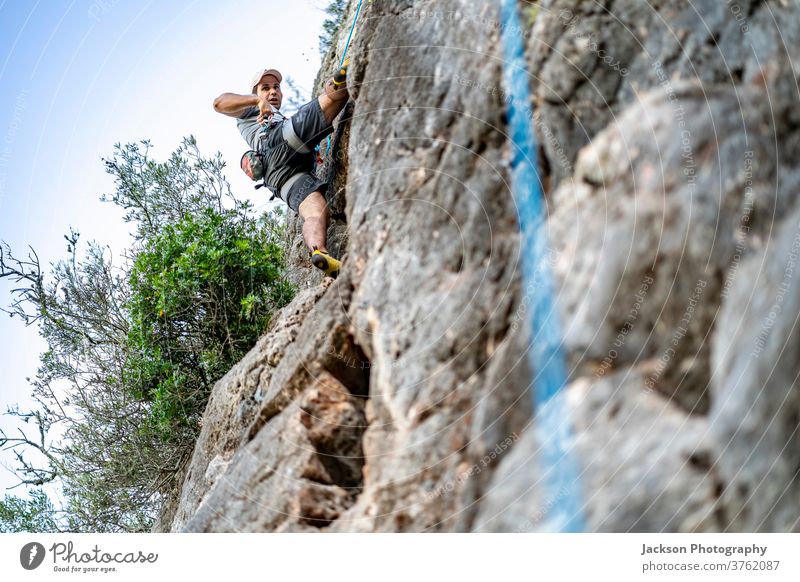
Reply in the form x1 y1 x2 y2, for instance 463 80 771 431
0 137 294 531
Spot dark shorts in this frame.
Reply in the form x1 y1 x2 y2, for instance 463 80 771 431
285 172 328 212
288 98 334 152
260 99 334 212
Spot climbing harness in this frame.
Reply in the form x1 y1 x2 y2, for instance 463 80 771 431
500 0 585 532
239 106 289 200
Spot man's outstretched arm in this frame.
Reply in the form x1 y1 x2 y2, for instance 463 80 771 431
213 93 259 118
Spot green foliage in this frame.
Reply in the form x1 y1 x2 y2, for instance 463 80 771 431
0 490 60 533
0 136 295 531
125 207 293 440
319 0 348 56
101 137 231 243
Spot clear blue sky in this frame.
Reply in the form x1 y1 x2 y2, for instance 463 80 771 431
0 0 329 494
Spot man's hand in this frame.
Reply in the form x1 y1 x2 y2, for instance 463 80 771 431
257 97 275 125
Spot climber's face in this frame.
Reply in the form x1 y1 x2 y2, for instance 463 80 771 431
257 75 283 110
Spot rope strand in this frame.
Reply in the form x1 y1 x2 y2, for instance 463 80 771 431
500 0 586 533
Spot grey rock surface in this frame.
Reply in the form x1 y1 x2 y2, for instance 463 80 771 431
474 370 721 532
165 284 328 531
528 0 800 189
710 203 800 532
548 78 798 413
162 0 800 532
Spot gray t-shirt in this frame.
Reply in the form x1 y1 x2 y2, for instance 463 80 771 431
236 106 263 150
236 106 293 150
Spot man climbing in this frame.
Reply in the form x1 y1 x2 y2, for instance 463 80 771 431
213 59 350 277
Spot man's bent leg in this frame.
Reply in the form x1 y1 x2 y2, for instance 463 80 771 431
319 59 350 123
318 77 349 124
298 190 330 253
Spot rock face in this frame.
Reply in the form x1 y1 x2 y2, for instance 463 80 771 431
162 0 800 532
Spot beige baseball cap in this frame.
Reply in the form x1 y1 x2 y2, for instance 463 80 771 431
250 68 283 94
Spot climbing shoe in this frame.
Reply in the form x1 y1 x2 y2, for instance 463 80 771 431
332 57 350 89
311 249 341 278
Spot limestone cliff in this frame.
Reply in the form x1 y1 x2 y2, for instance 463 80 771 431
159 0 800 532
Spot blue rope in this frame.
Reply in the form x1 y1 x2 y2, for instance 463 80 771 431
500 0 585 533
340 0 363 67
325 0 363 155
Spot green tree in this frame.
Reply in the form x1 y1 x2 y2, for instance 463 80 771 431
0 489 61 533
0 136 294 531
319 0 348 56
124 206 293 441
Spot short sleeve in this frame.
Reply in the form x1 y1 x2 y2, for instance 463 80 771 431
236 106 262 150
237 105 259 120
